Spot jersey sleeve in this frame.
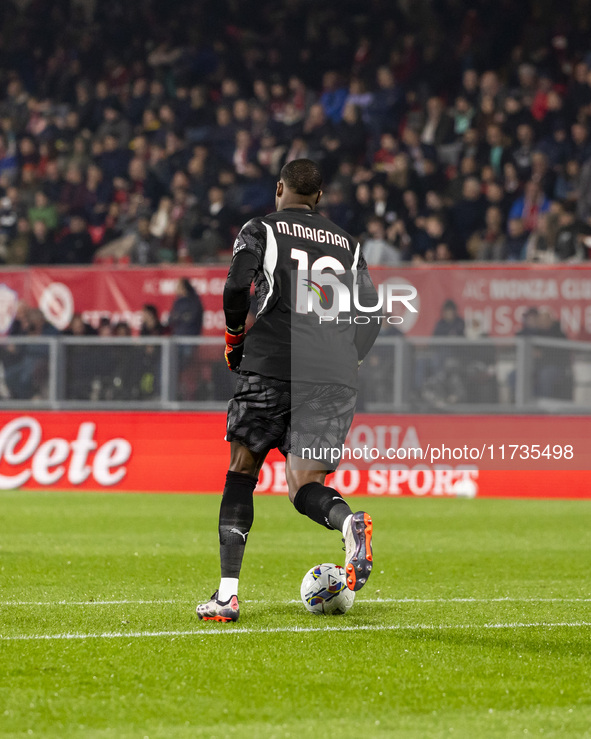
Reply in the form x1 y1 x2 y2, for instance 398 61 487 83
223 219 267 330
354 248 382 361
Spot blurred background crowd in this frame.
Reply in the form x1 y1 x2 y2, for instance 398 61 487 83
1 0 591 267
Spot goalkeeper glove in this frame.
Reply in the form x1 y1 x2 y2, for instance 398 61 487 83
224 326 245 371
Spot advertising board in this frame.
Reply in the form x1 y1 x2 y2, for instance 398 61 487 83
0 412 588 499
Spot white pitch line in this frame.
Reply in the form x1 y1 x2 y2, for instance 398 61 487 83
362 597 591 604
288 597 591 605
1 621 591 642
0 599 180 606
1 597 591 607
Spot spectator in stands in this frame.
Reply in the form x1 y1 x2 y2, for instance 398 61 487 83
401 126 434 176
320 72 348 124
484 124 510 177
483 180 510 219
515 308 572 399
0 196 17 240
96 207 156 264
191 185 236 261
539 123 570 171
0 303 34 399
334 104 367 161
129 216 159 265
114 321 132 336
577 158 591 228
149 196 173 240
302 103 333 154
418 300 467 407
367 66 405 143
530 151 555 198
412 213 449 262
55 213 95 264
169 278 203 336
535 310 572 399
371 181 397 223
568 122 591 165
97 317 113 337
141 304 164 336
433 299 465 337
169 276 204 397
321 186 352 231
27 219 55 264
97 103 132 147
14 307 57 398
508 180 551 234
362 216 401 266
524 212 557 263
421 96 454 149
99 134 130 181
349 182 373 237
28 190 58 231
64 314 95 336
554 203 583 261
4 216 30 264
511 123 536 180
554 159 580 203
505 217 528 261
452 95 475 137
516 307 540 338
468 205 506 261
257 131 286 176
452 177 486 256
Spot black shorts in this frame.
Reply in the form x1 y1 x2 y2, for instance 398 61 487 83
226 373 357 472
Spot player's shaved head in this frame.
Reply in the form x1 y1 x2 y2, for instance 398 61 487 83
276 159 323 210
280 159 322 196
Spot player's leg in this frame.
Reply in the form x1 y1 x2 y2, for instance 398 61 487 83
219 442 267 596
198 372 289 622
286 382 373 591
285 455 373 591
197 443 266 622
285 456 352 533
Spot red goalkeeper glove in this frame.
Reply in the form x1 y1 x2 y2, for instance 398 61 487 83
224 326 245 371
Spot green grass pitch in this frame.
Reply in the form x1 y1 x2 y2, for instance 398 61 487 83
1 491 590 738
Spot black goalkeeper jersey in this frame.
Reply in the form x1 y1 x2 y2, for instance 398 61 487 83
223 207 381 388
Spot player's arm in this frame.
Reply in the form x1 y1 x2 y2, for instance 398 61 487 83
223 219 265 371
354 248 382 363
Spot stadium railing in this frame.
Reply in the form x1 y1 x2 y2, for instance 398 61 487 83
0 336 588 413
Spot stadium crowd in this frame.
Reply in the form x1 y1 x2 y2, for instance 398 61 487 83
1 0 591 266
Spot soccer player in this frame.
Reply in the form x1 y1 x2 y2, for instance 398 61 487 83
197 159 381 622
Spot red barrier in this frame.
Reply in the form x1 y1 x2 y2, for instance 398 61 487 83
0 411 589 498
1 264 591 338
0 266 228 335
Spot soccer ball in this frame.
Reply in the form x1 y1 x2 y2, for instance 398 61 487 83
300 563 355 615
452 478 478 498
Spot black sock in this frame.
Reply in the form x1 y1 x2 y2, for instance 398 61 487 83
292 482 352 531
219 470 257 578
